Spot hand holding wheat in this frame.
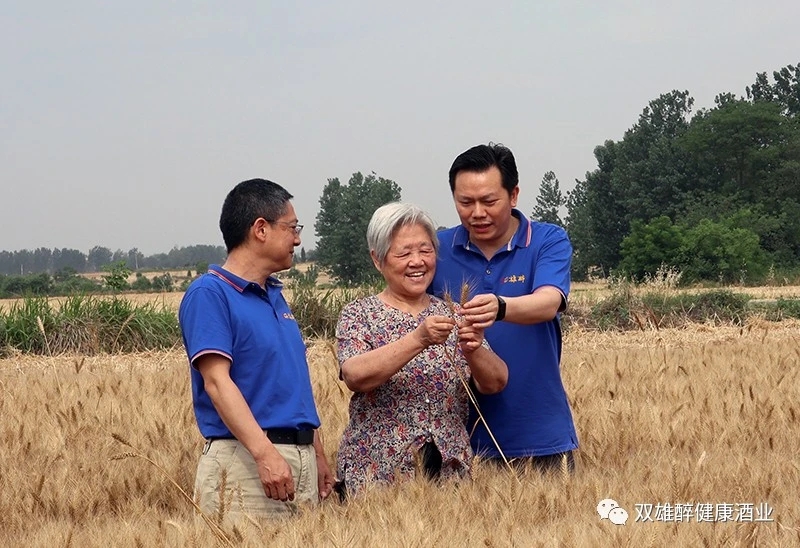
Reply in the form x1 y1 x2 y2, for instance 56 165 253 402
414 315 456 347
443 284 515 474
460 293 501 329
455 321 484 353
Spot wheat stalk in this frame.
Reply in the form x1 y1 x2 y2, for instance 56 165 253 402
37 315 63 397
442 285 516 477
111 312 137 353
110 433 235 547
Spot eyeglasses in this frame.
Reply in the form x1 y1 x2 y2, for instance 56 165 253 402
267 220 304 235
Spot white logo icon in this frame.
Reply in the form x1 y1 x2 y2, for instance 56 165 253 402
609 507 629 525
597 499 628 526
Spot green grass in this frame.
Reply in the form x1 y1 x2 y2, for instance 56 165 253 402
570 285 761 331
2 285 798 355
0 295 180 355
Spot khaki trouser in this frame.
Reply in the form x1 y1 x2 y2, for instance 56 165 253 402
194 438 319 523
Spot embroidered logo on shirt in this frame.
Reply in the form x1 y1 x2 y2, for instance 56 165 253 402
501 274 526 284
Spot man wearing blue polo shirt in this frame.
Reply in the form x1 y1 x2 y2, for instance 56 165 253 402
430 143 578 472
179 179 333 522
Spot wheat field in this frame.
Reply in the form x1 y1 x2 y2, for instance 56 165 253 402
1 309 799 546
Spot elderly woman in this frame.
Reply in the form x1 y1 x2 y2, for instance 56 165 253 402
335 202 508 497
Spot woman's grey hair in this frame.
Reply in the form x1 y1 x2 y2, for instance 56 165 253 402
367 202 439 265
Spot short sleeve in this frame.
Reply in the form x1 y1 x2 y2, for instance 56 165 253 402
533 225 572 301
179 286 233 367
335 299 374 366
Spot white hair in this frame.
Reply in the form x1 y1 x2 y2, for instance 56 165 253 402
366 202 439 264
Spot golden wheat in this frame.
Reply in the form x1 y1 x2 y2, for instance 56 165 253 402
0 320 798 546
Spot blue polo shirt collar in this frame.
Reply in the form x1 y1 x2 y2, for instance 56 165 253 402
453 209 532 253
207 264 283 294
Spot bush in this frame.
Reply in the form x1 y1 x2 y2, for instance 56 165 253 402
0 273 53 297
679 219 768 284
589 278 638 331
639 290 750 326
131 272 153 291
53 275 100 295
618 217 684 280
151 273 174 292
583 281 753 332
0 296 180 355
289 284 378 339
286 265 383 338
686 290 750 323
764 298 800 321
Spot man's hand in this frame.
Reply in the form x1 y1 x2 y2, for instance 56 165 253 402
313 430 335 500
414 315 456 347
460 294 500 329
316 452 335 500
255 446 295 501
197 354 297 503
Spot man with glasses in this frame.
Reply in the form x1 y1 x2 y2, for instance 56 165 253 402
179 178 333 523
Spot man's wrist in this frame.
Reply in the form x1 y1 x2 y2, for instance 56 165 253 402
494 295 506 322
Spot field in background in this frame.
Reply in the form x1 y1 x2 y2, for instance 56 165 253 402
4 281 800 314
81 269 195 283
2 319 798 546
569 281 800 305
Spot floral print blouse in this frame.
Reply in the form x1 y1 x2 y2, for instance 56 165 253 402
336 295 487 495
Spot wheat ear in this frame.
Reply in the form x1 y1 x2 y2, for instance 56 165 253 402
110 433 235 547
443 286 516 478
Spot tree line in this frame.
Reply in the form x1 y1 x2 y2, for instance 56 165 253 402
565 63 800 283
0 245 228 276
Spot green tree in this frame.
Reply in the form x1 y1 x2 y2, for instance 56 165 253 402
531 171 565 226
567 90 698 277
679 95 800 266
681 98 790 204
314 172 401 285
102 261 131 292
126 248 142 270
564 180 592 280
618 216 685 280
678 219 768 283
567 141 628 277
566 72 800 278
53 248 87 273
613 90 696 223
87 246 113 272
747 63 800 116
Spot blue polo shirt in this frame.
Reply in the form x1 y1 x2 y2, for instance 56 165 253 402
431 210 578 458
179 265 321 439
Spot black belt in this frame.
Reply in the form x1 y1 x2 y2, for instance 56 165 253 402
266 428 315 445
207 428 314 446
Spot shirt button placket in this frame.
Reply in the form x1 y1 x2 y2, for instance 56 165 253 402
424 394 432 441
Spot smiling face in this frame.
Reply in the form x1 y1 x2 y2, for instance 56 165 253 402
452 166 519 257
374 223 436 303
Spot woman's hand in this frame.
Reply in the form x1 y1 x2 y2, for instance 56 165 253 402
414 315 456 347
456 320 484 354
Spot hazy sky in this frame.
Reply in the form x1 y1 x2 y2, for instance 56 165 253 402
3 1 798 255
